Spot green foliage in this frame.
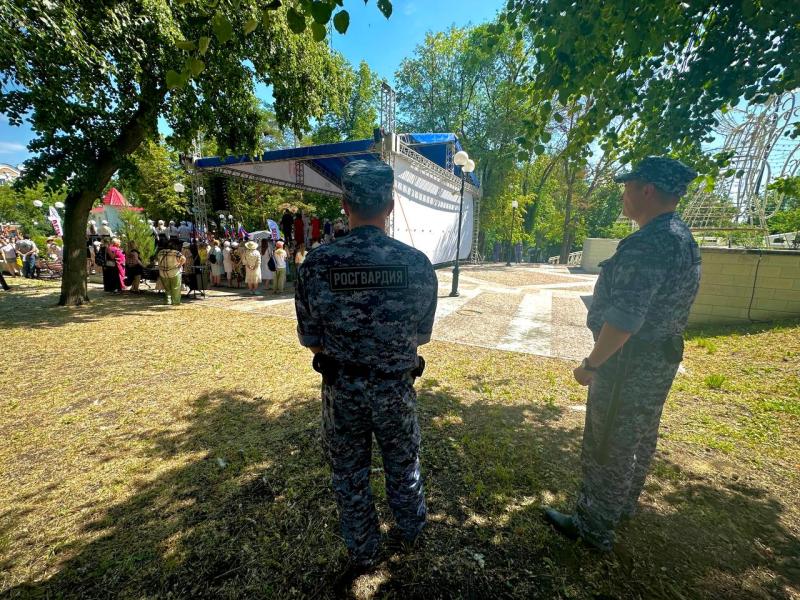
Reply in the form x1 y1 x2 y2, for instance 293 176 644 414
117 210 156 264
312 58 380 144
767 208 800 236
0 1 389 194
222 177 341 234
504 1 800 166
0 183 66 238
601 222 633 240
695 338 718 354
115 140 189 223
0 0 391 302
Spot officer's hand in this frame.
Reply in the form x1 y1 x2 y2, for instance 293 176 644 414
573 366 594 386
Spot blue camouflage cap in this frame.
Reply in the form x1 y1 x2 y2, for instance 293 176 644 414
341 160 394 214
614 156 698 197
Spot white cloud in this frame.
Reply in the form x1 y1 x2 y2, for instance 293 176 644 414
402 1 418 16
0 141 27 154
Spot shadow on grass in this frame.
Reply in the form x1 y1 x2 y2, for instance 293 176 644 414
3 380 798 599
0 283 192 330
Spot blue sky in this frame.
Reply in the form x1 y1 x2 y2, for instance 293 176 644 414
0 0 503 168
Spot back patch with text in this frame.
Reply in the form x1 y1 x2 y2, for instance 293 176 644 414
329 265 408 292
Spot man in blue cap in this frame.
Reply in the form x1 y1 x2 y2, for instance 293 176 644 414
544 156 701 552
295 160 437 573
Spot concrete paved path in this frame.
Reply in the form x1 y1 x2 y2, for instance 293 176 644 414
197 263 598 360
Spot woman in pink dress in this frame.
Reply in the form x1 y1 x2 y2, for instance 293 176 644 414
106 237 127 293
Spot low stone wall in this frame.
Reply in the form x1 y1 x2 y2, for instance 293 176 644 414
689 247 800 325
580 239 800 324
581 238 620 273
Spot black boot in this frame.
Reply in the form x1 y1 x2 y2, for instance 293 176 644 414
543 507 579 540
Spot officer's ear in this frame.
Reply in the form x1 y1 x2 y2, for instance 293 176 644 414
384 199 395 217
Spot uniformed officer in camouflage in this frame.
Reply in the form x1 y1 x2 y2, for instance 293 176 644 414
544 156 701 551
295 160 438 568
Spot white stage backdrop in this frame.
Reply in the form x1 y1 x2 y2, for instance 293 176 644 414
391 154 474 266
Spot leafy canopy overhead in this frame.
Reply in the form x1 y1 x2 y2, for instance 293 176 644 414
0 0 393 195
502 1 800 163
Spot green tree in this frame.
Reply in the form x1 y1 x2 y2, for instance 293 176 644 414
313 58 380 143
0 0 392 305
115 139 188 223
0 182 66 240
503 1 799 166
117 210 156 265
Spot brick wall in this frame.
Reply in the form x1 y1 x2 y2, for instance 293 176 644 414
689 247 800 325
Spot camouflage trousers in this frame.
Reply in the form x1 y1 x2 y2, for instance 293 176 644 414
574 349 680 550
321 375 427 562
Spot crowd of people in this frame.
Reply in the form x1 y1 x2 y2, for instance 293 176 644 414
81 209 350 305
0 227 64 291
1 209 348 299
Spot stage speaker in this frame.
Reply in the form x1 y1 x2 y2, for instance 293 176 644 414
209 176 228 213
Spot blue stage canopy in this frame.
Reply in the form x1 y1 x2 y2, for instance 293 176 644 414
193 133 480 189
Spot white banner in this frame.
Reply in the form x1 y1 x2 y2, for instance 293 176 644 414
391 154 473 265
48 206 63 236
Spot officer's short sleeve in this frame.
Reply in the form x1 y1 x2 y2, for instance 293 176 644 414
417 262 438 345
605 240 669 334
294 262 322 347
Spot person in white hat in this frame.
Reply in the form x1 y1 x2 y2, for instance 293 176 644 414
243 240 261 294
272 240 287 293
222 240 233 287
99 220 113 237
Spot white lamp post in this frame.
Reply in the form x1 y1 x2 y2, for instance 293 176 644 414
54 201 65 210
32 199 43 208
450 151 475 297
506 200 519 266
173 182 185 194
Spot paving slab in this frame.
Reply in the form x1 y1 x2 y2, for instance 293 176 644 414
194 263 598 361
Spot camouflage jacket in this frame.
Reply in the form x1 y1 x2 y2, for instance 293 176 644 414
587 212 701 341
295 225 438 372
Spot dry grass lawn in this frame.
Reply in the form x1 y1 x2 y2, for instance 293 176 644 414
1 279 798 599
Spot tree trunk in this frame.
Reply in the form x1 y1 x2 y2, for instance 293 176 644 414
59 189 100 305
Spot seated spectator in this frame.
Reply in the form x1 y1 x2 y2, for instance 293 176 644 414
125 241 144 293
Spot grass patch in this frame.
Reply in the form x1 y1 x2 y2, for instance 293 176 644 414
694 337 718 354
704 373 727 389
1 280 799 599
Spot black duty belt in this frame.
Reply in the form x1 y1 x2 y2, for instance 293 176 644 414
312 353 425 386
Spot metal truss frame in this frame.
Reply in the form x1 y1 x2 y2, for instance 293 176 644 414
203 165 343 198
380 82 397 134
396 138 481 197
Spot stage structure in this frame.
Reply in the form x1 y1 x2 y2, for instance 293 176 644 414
681 93 800 235
191 132 481 266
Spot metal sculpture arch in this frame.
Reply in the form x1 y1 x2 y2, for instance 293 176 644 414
681 94 800 233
